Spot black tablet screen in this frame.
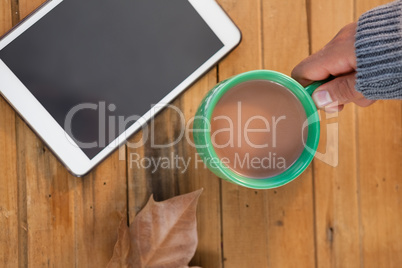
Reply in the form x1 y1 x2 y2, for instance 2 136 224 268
0 0 224 158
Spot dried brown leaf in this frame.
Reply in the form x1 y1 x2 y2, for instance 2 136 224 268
108 189 203 268
107 217 132 268
131 189 203 268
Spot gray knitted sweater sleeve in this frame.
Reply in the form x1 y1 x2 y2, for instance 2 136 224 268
355 0 402 99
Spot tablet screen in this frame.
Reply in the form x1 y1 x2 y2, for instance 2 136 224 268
0 0 224 158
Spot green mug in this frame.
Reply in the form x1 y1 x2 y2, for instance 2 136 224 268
192 70 325 189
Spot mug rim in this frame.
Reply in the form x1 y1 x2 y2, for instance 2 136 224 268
201 69 320 189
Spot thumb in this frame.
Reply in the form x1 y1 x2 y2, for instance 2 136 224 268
311 73 374 108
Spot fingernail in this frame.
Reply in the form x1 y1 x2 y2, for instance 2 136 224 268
324 105 340 113
312 90 333 107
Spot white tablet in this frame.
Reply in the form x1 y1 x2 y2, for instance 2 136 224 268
0 0 241 176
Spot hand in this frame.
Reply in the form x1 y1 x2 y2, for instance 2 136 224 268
291 22 375 112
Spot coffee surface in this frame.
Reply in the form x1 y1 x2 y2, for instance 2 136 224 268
210 80 308 178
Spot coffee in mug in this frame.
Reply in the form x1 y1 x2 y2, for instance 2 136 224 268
193 70 322 189
210 80 307 178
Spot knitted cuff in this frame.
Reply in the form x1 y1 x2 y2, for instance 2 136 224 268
355 0 402 100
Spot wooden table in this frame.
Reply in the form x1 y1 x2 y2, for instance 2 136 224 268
1 0 401 267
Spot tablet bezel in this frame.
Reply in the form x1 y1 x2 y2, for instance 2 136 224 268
0 0 241 176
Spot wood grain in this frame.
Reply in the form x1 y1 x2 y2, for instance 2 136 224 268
262 1 316 267
0 101 19 265
0 1 18 266
14 114 75 266
308 0 361 267
0 0 12 32
356 101 402 268
75 150 127 267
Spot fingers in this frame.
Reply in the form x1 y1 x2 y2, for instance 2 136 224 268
312 73 358 107
311 73 376 111
292 50 355 87
291 22 375 112
291 23 357 87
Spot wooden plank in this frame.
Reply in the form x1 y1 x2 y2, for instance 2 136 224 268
0 0 12 33
355 1 402 267
14 117 76 267
75 150 127 267
18 0 41 20
0 1 18 266
262 0 310 75
262 1 316 267
127 68 223 268
0 2 12 30
308 1 361 267
356 101 402 268
216 0 269 267
0 99 19 265
177 69 223 267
